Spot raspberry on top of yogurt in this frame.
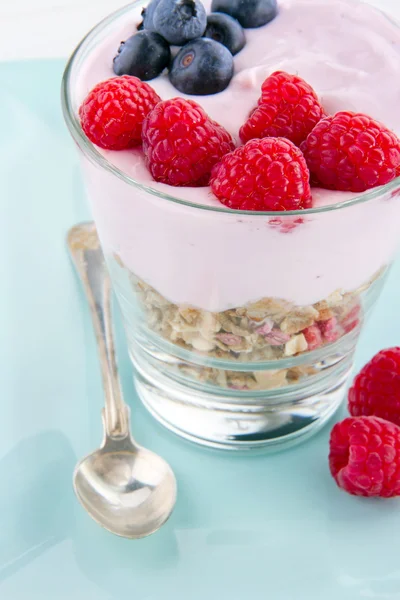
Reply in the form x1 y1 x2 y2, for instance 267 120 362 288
79 75 161 149
239 71 325 147
77 0 400 211
142 97 235 186
210 137 312 211
301 111 400 193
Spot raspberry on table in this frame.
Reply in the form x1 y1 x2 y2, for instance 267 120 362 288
239 71 325 146
329 416 400 497
349 347 400 426
210 137 312 211
301 111 400 192
142 97 235 186
79 76 161 150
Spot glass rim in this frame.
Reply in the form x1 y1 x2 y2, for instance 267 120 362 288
61 0 400 216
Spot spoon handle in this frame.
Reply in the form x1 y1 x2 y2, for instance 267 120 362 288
67 222 129 439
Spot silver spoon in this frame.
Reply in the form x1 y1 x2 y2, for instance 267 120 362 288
67 222 177 539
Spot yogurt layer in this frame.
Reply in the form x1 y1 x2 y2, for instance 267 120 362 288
73 0 400 311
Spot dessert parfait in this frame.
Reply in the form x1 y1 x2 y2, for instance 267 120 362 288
62 0 400 449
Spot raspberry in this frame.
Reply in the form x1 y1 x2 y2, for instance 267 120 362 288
329 416 400 497
303 325 322 351
210 137 312 211
348 348 400 426
142 98 235 186
341 304 361 334
319 317 339 343
239 71 325 147
301 111 400 192
79 76 161 150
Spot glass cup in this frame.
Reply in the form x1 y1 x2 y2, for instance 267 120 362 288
62 0 400 450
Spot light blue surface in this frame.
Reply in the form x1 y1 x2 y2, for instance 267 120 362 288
2 59 400 600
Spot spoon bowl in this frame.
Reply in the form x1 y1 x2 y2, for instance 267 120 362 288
74 434 177 538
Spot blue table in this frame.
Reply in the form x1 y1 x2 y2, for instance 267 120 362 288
1 59 400 600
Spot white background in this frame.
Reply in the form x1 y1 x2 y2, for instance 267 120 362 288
0 0 400 62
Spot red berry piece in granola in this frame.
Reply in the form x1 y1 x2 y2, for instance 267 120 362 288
255 320 274 336
216 333 243 346
303 324 323 351
262 329 290 346
341 305 361 334
319 317 339 343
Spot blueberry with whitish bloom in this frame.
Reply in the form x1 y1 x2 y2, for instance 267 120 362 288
169 38 234 95
211 0 278 28
153 0 207 45
139 0 162 30
204 12 245 55
113 30 171 80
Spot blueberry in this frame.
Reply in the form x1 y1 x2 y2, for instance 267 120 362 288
211 0 278 28
204 13 245 55
138 0 162 31
113 31 171 81
169 38 234 95
153 0 207 45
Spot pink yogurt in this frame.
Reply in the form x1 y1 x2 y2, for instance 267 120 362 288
71 0 400 311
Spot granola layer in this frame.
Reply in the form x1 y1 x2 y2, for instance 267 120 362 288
133 276 363 362
110 254 385 391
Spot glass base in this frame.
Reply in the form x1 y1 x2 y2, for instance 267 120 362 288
131 348 351 451
108 253 382 450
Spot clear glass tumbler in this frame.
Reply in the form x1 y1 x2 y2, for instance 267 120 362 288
62 1 400 450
